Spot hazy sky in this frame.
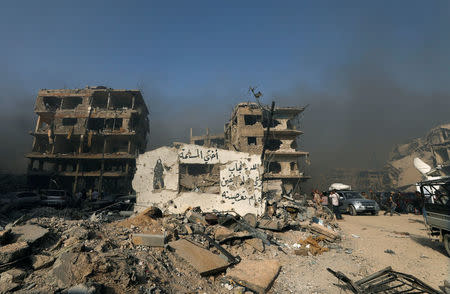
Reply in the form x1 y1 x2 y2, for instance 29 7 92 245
0 1 449 174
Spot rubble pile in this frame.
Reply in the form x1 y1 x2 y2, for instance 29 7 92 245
0 202 341 294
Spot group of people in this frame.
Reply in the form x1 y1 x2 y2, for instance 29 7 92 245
75 189 102 202
312 189 343 220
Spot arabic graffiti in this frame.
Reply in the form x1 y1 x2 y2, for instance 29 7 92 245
220 160 262 203
179 147 219 163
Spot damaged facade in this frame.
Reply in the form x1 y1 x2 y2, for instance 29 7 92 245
26 87 149 194
133 144 264 215
224 103 310 197
190 103 310 198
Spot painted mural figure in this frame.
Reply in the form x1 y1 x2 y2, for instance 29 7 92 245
153 159 165 189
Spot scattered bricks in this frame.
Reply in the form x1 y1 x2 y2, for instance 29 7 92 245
132 233 165 247
11 225 49 245
245 238 265 253
309 223 339 242
226 259 281 294
0 228 12 245
31 254 55 270
168 239 230 276
0 241 29 264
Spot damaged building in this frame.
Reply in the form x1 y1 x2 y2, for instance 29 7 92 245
191 103 311 197
133 143 264 216
26 86 149 194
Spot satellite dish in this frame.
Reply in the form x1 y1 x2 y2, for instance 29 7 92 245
413 157 432 175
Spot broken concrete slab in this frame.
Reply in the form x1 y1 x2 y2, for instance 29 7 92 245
257 219 285 231
168 239 230 276
0 241 29 264
11 225 49 244
67 283 99 294
244 238 265 253
50 252 93 288
226 259 281 294
31 254 55 270
294 248 308 256
186 211 208 226
131 233 165 247
243 213 257 228
214 226 252 243
0 268 27 283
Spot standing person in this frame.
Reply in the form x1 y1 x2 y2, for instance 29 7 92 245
384 193 400 216
321 191 329 208
329 190 342 220
313 189 322 209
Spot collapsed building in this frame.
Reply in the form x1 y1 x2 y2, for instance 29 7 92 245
385 123 450 190
134 102 309 215
26 87 149 194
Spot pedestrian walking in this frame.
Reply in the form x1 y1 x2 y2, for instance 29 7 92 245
384 193 400 216
329 190 342 220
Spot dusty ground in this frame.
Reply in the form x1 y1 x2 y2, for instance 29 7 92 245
270 212 449 293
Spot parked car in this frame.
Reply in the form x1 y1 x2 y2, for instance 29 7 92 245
0 191 41 212
397 192 421 213
40 189 73 207
336 190 380 215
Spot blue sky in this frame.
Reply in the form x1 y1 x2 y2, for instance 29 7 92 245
0 1 449 172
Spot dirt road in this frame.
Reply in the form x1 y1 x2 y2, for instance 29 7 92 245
271 212 449 293
338 213 449 290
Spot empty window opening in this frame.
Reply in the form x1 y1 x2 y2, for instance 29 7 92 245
268 162 281 173
194 140 204 146
105 137 129 153
55 136 79 153
210 138 224 147
244 115 262 125
87 118 105 131
290 162 297 171
179 164 220 193
43 97 61 111
105 118 123 130
262 118 281 128
247 137 257 145
266 139 282 151
92 92 108 108
81 161 102 172
287 120 298 130
290 140 298 150
62 118 77 126
61 97 83 109
110 94 132 109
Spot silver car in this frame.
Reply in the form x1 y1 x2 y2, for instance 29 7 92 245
337 191 380 215
0 191 41 212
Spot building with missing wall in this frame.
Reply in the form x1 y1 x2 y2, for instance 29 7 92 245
26 86 149 194
190 102 310 197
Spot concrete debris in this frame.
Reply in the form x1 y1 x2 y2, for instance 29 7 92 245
168 239 230 276
308 223 340 242
31 254 55 270
257 218 286 231
11 224 49 244
0 241 29 264
245 238 265 253
0 228 12 245
131 233 165 247
226 259 281 293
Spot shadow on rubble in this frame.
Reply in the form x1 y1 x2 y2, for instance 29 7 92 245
409 234 448 256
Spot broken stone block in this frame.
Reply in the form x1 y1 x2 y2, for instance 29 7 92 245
0 281 20 293
214 226 251 243
0 228 12 245
31 254 55 270
168 239 229 276
0 241 29 264
244 238 265 253
11 225 49 245
243 213 257 228
131 234 165 247
227 259 281 294
186 211 207 225
51 252 93 288
257 219 285 231
0 268 27 283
